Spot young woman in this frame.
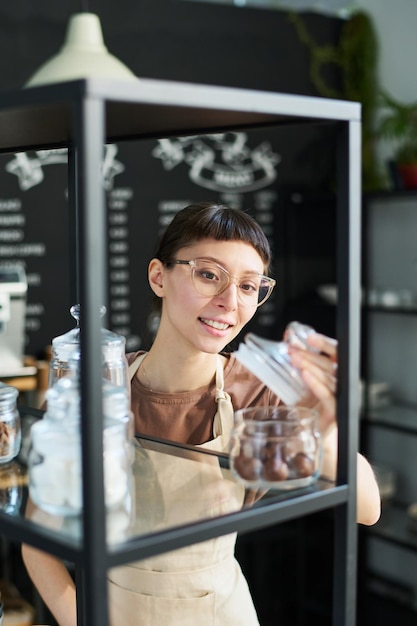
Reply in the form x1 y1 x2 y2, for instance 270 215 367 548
22 202 380 626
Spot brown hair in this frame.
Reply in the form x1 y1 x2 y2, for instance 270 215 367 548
154 202 271 271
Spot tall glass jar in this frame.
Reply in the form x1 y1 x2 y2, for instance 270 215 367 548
28 373 132 516
28 416 130 516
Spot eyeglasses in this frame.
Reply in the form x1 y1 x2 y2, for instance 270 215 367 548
172 258 276 307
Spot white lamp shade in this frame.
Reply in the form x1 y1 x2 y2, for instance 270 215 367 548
25 13 138 87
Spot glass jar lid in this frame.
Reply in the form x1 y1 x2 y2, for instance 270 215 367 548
235 321 317 405
0 382 19 405
52 304 126 361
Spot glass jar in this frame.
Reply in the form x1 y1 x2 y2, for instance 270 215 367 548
28 369 133 516
0 461 24 514
230 405 322 490
0 382 21 464
45 369 133 438
234 321 318 405
49 304 130 397
102 379 133 440
28 416 130 516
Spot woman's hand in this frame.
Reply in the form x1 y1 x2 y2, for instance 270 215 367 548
288 331 381 525
287 332 338 438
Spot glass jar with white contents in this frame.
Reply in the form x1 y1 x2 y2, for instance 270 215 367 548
28 371 132 516
28 416 129 516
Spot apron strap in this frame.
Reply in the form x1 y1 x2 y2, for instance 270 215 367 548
213 355 235 438
129 352 147 381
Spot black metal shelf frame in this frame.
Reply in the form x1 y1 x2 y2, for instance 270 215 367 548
0 77 361 625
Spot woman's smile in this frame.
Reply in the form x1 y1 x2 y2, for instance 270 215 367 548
199 317 233 332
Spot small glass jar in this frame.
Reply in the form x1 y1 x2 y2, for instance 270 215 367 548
0 461 24 514
235 321 318 405
0 382 21 464
230 405 322 490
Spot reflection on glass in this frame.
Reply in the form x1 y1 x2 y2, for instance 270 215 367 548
24 437 321 540
107 440 258 625
25 439 245 542
0 461 25 515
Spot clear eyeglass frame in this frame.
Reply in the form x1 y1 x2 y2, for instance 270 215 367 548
172 258 276 307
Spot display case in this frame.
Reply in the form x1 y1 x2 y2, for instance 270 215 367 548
0 77 361 625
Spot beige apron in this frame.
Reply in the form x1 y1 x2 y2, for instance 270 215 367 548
108 353 260 625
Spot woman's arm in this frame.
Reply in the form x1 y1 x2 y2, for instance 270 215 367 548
22 544 77 626
288 332 381 527
318 425 381 526
21 499 77 626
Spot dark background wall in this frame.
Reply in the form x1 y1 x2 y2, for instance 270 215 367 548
2 1 342 93
0 0 341 358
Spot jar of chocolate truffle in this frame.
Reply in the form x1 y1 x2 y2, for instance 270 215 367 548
230 405 322 490
234 321 319 405
0 382 21 464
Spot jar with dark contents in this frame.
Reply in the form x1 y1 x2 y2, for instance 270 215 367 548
0 382 21 464
230 406 322 490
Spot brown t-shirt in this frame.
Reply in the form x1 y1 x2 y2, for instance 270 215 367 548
128 351 280 445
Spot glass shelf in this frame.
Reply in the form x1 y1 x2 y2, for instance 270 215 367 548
367 503 417 553
364 305 417 315
362 404 417 435
0 410 344 567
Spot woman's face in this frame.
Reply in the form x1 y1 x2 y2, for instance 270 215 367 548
150 238 267 355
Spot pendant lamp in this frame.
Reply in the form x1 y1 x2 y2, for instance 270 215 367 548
25 12 137 88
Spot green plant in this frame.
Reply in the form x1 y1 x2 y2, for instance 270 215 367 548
377 91 417 164
287 9 384 190
339 11 383 189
